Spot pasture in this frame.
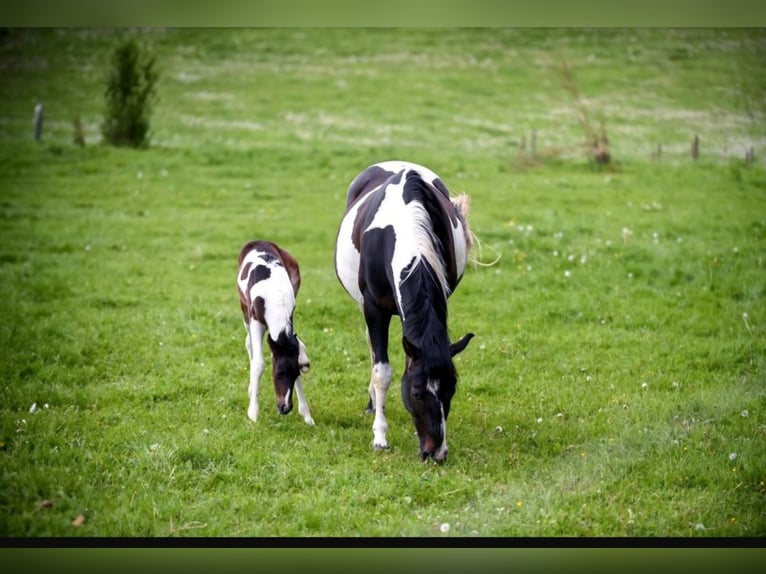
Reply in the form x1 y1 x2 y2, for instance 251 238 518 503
0 28 765 537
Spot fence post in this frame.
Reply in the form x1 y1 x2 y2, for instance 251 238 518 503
691 135 699 161
34 103 44 141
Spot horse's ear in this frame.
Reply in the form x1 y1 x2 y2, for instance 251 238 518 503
402 336 421 360
450 333 474 357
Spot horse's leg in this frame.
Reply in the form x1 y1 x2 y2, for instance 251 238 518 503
245 320 266 422
293 376 315 426
297 335 310 373
364 328 375 414
363 299 393 450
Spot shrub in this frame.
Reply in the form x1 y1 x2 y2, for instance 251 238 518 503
101 38 158 148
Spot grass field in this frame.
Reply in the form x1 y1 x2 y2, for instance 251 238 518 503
1 28 765 537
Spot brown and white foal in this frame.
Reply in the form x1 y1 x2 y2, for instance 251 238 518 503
237 240 314 425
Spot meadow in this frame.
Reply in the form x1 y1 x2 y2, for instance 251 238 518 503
0 28 764 537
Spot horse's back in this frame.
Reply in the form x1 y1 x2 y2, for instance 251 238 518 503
336 161 468 307
344 161 450 208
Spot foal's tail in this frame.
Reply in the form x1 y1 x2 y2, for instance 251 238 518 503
450 193 501 268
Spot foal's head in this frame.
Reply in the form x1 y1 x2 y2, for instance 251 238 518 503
267 330 310 415
401 333 473 463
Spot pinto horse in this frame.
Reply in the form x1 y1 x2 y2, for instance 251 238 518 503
237 240 314 425
335 161 474 462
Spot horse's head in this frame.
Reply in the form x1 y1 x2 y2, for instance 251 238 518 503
267 331 310 415
401 333 474 463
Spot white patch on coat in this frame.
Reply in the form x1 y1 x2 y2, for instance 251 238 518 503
335 192 372 305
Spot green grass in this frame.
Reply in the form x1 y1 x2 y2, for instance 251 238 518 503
1 28 765 537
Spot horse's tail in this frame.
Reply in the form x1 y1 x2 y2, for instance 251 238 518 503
450 192 501 268
450 193 472 250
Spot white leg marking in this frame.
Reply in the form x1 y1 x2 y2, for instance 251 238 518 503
294 377 315 426
297 336 310 373
371 361 392 449
246 320 266 422
435 403 448 461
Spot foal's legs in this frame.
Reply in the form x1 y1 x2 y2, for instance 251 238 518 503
293 376 315 426
294 335 314 425
245 320 267 422
363 300 393 449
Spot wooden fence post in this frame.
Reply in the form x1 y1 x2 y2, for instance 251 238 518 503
691 135 699 161
34 103 44 141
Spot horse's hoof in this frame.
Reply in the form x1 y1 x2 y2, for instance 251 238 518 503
372 443 390 451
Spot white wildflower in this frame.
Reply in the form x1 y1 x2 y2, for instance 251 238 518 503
440 522 450 533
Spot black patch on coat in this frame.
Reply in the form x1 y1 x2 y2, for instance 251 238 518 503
253 295 266 324
240 261 252 282
345 165 398 209
358 225 398 314
253 264 271 283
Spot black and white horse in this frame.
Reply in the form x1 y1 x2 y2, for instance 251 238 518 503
237 240 314 425
335 161 474 462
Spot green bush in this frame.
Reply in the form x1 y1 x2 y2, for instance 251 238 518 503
101 38 158 148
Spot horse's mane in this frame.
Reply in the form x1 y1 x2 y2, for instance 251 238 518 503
398 171 458 384
399 259 455 384
401 171 453 301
